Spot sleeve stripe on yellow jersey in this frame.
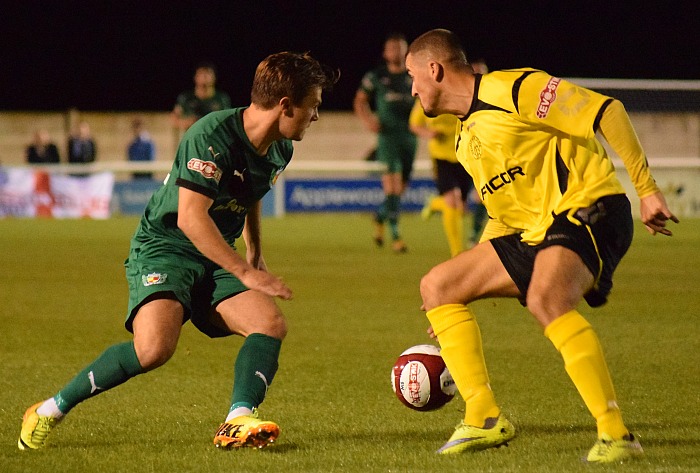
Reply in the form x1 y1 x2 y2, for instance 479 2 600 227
466 75 511 117
512 71 537 114
593 98 614 133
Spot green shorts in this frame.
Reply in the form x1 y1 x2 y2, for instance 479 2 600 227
124 244 248 338
377 132 417 181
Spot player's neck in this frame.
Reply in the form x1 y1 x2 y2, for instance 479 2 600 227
194 84 215 99
242 106 278 156
447 73 476 118
386 60 406 74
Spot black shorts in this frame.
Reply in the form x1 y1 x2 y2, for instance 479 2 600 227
490 194 633 307
435 159 474 197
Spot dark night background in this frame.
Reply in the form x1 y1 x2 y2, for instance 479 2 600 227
2 1 699 112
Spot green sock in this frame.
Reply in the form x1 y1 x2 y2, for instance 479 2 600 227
55 341 142 414
376 197 388 223
387 194 401 240
230 333 282 411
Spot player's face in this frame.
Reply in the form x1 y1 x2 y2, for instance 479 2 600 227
406 53 440 118
383 39 407 67
194 67 216 87
280 87 322 141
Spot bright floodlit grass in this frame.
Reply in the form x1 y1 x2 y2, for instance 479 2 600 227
1 214 698 472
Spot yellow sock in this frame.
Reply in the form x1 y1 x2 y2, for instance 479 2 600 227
430 195 447 213
545 310 628 439
427 304 500 427
442 206 464 257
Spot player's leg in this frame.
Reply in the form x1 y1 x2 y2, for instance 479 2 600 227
19 298 184 450
383 172 406 252
421 241 520 453
440 160 470 256
528 199 641 462
391 139 416 253
441 186 464 257
208 290 286 449
421 158 444 220
372 137 392 247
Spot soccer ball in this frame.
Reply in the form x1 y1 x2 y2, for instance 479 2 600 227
391 344 456 411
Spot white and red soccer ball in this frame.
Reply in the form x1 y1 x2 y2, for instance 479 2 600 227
391 344 456 411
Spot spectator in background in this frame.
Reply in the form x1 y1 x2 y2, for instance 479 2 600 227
171 62 231 131
127 117 156 179
67 121 96 165
26 129 60 164
354 33 417 253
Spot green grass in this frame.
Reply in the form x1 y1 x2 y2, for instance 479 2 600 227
1 214 698 472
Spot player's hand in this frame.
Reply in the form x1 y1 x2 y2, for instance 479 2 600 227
640 191 679 236
240 268 293 300
427 325 437 339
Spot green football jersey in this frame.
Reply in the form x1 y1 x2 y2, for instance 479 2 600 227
131 107 292 257
175 90 231 120
359 65 414 134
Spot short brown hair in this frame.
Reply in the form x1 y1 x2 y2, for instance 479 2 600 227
408 29 470 70
251 52 339 109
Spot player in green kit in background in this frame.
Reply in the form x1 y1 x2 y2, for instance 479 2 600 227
19 52 338 451
171 62 232 131
354 32 417 253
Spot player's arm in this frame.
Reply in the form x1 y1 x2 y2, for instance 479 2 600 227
177 186 291 299
171 104 196 130
242 200 267 271
353 89 380 133
598 99 679 236
170 93 197 130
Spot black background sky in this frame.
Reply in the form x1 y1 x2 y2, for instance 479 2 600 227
2 1 699 112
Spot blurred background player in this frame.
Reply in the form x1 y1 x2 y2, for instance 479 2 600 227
171 62 231 131
26 128 60 164
126 117 156 179
407 29 678 463
410 100 487 256
19 51 339 452
354 32 417 253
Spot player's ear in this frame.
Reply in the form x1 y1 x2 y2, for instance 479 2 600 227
279 96 294 117
431 62 445 82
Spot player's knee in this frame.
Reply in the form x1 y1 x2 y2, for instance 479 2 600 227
135 340 177 371
526 287 577 327
420 268 450 308
255 312 288 340
268 316 288 340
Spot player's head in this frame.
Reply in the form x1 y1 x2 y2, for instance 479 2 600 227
382 32 408 68
406 29 471 117
251 51 339 140
194 62 217 87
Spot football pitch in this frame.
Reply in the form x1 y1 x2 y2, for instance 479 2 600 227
1 214 698 472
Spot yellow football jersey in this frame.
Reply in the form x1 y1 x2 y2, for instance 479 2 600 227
409 99 460 162
456 68 628 245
